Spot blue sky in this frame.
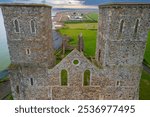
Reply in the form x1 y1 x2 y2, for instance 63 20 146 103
0 0 150 8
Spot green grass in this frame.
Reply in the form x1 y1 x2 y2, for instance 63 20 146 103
86 13 98 21
61 69 68 86
144 32 150 65
55 50 72 64
140 70 150 100
5 93 13 100
58 28 97 57
0 76 9 84
64 23 97 30
73 60 79 65
84 70 90 86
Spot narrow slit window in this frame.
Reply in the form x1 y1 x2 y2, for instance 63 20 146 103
134 19 139 34
16 85 19 94
14 19 20 33
119 20 124 34
61 69 68 86
30 20 36 33
98 49 101 61
116 81 120 86
83 70 91 86
26 49 31 55
30 78 33 86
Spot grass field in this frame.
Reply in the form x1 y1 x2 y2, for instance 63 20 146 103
140 70 150 100
86 13 99 21
144 32 150 65
64 22 97 30
59 23 97 57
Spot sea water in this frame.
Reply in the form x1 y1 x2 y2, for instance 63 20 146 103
0 9 10 71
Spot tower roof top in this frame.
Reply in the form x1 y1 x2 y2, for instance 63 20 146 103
0 3 51 8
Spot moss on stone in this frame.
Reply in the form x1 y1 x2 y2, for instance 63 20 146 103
8 64 20 70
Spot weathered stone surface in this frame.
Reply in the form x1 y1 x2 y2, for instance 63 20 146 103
104 86 139 100
48 49 102 87
23 86 51 100
95 4 150 100
1 4 55 68
52 86 101 100
1 4 55 100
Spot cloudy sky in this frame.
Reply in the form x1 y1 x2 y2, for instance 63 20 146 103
0 0 150 9
0 0 100 8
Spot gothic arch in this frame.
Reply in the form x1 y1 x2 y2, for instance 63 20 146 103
13 19 20 33
60 69 68 86
30 19 36 33
83 70 91 86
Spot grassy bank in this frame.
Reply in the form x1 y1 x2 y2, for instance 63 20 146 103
144 32 150 65
140 70 150 100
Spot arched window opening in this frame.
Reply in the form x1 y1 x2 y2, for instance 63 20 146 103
61 69 68 86
134 19 139 34
30 78 33 86
16 85 19 94
14 19 20 33
83 70 91 86
30 20 36 33
119 20 124 34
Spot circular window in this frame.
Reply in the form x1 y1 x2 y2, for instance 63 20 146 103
73 60 79 65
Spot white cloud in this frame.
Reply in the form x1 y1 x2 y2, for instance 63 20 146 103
46 0 84 6
15 0 84 5
14 0 97 9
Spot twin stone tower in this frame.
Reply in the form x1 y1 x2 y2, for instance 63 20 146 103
0 2 150 100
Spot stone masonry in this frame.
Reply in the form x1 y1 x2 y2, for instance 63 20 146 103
96 3 150 99
0 3 150 99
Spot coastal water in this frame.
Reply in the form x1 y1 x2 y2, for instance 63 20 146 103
0 9 10 71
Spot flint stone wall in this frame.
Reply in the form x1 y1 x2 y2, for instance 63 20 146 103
1 4 55 68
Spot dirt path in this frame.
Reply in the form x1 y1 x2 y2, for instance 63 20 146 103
0 80 11 99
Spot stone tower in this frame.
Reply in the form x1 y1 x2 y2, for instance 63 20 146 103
96 3 150 99
1 3 55 99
